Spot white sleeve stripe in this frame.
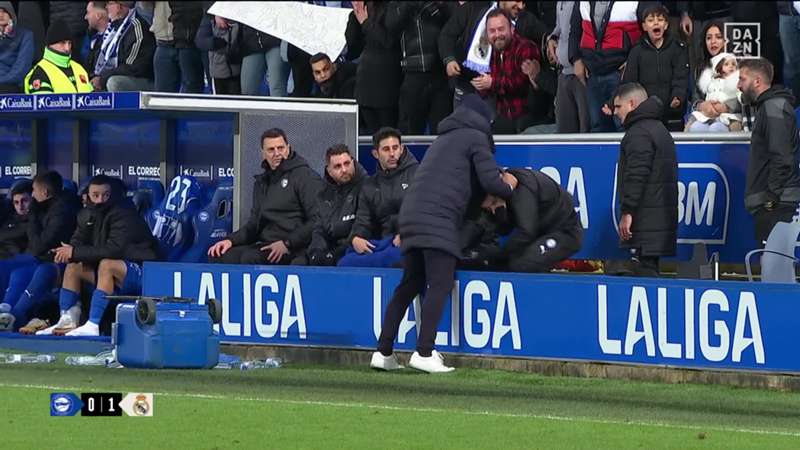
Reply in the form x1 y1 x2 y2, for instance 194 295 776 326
125 19 144 66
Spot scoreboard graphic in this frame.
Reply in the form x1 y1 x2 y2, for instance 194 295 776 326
51 393 154 417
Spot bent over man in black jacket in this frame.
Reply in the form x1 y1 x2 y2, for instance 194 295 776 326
209 128 323 265
40 175 161 336
308 145 366 266
613 83 678 277
738 58 800 245
483 168 583 273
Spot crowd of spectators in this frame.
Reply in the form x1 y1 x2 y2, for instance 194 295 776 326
0 1 798 134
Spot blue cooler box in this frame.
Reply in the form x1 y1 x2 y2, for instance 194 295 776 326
113 299 220 369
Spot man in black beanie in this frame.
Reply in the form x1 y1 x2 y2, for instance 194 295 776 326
370 93 517 373
23 19 92 93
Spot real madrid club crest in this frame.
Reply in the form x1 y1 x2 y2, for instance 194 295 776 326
281 178 289 188
133 394 150 416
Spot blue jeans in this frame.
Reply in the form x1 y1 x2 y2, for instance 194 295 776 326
586 70 622 132
337 237 403 268
780 15 800 100
240 47 290 97
154 45 205 93
8 263 60 331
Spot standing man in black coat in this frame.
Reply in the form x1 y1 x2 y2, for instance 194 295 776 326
308 145 366 266
738 58 800 245
483 168 583 272
386 1 453 135
345 1 402 134
613 83 678 277
371 94 517 373
208 128 323 265
339 127 418 268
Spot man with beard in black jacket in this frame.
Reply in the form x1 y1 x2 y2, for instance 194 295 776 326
738 58 800 245
308 145 366 266
482 168 583 272
339 127 418 268
209 128 323 265
387 1 454 135
0 180 33 260
613 83 678 277
309 53 356 99
30 175 161 337
371 94 517 373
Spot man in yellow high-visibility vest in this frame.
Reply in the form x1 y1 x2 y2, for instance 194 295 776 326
24 19 92 94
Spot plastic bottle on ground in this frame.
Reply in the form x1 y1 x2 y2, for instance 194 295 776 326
239 357 282 371
2 354 56 364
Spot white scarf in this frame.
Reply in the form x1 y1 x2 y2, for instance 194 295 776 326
463 3 497 74
94 9 136 75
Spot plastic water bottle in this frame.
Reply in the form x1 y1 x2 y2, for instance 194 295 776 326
65 355 106 366
2 354 56 364
240 357 282 371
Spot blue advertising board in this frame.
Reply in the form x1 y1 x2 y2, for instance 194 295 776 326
360 140 754 263
143 263 798 374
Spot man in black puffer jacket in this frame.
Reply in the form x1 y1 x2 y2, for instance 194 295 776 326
613 83 678 277
370 94 516 374
40 175 161 337
308 145 366 266
387 1 454 134
209 128 323 265
339 127 418 268
0 180 33 260
483 168 583 273
739 58 800 245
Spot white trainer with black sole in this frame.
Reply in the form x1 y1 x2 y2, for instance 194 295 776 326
409 350 454 373
369 352 404 371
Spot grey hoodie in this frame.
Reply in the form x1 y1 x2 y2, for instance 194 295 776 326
549 1 576 74
0 1 16 23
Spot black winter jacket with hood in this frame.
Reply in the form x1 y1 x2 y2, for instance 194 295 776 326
309 163 367 262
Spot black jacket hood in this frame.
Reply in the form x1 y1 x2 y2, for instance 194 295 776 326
756 85 796 106
623 96 665 129
437 106 495 152
260 150 312 178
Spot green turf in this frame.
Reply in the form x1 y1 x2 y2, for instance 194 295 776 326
1 352 799 449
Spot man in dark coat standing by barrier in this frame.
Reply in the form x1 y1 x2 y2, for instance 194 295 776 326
613 83 677 277
738 57 800 246
371 94 517 373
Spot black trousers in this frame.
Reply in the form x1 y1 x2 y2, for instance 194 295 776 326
398 72 452 135
213 77 241 95
753 204 796 246
360 106 399 136
508 229 582 273
377 248 457 357
210 243 302 265
287 44 313 97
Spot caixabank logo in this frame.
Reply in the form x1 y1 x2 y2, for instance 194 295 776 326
0 95 35 112
613 163 730 245
35 94 73 111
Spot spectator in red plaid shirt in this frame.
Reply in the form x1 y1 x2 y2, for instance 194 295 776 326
471 9 542 134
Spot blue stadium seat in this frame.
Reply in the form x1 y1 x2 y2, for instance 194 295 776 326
148 175 203 262
133 179 165 219
179 179 233 263
795 106 800 128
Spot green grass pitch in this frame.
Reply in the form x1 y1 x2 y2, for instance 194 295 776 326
1 351 799 449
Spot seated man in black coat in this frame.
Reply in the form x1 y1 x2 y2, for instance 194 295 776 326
482 168 583 272
612 83 678 277
307 144 366 266
339 127 419 268
37 175 161 336
0 180 33 260
208 128 323 265
310 52 357 99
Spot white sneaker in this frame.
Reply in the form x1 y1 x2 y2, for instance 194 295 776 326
36 306 81 336
66 321 100 337
409 351 455 373
369 352 404 371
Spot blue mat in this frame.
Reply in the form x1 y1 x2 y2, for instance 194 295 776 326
0 333 112 355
